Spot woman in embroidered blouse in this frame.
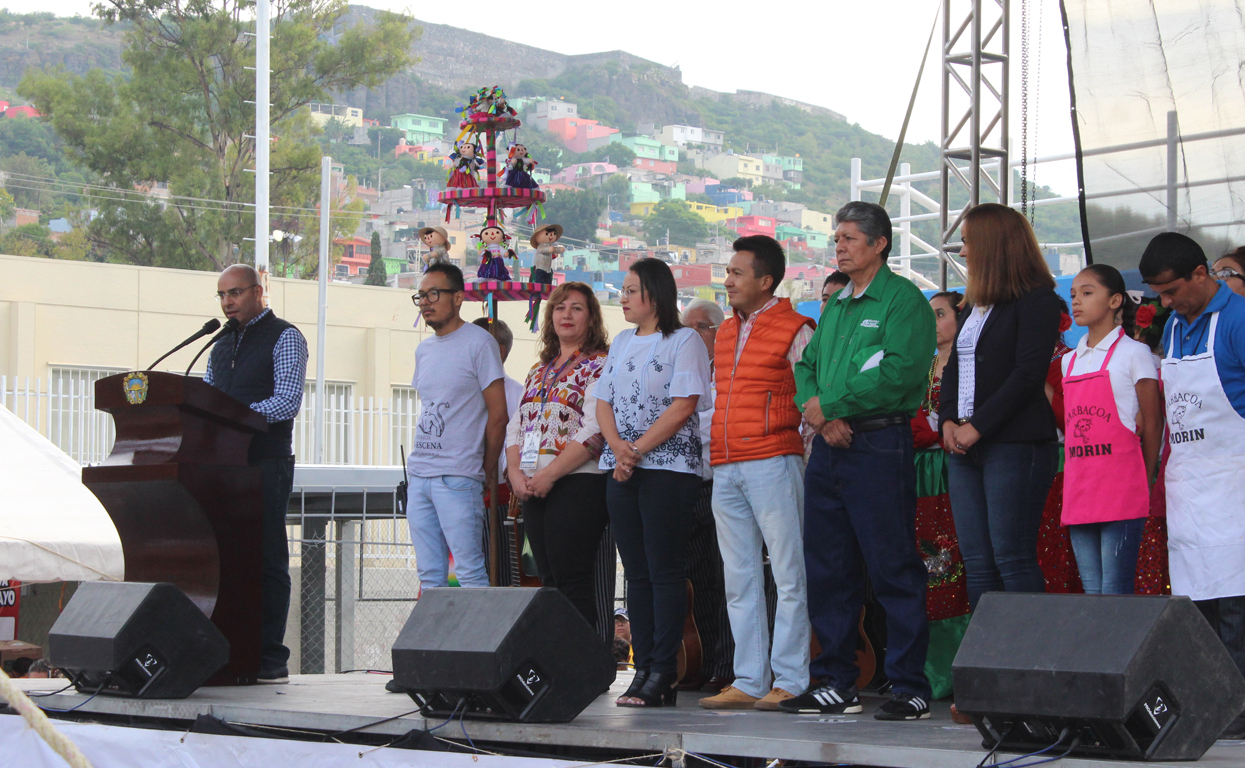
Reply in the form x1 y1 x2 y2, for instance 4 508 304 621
597 258 712 708
505 282 611 631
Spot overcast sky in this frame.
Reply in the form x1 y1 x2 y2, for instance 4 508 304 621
34 0 1081 195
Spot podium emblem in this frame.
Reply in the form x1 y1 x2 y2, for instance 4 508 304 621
122 372 150 405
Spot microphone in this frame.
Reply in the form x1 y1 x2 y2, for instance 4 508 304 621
185 317 240 377
147 319 222 370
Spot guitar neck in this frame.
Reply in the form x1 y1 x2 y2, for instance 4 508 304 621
504 517 521 587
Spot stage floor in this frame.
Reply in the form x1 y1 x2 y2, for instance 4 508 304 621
16 674 1245 768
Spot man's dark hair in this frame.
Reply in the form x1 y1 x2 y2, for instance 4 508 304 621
1140 232 1207 282
835 201 892 260
629 258 682 336
425 262 465 292
732 235 786 292
823 271 850 289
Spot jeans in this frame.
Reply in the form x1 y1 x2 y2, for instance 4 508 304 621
1068 518 1145 595
947 441 1057 611
259 456 295 672
712 454 810 698
607 468 700 675
406 474 488 589
805 425 931 699
524 473 610 631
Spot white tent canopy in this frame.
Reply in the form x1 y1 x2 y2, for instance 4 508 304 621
0 403 123 583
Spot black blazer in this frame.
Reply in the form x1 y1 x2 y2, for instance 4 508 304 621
938 286 1061 443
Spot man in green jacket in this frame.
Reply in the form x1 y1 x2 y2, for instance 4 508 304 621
779 201 936 721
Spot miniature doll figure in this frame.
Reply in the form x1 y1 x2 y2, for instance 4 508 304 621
529 224 564 284
447 140 484 188
474 224 515 280
418 226 450 271
503 144 539 189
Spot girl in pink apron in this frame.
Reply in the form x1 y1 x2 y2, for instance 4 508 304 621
1061 265 1164 594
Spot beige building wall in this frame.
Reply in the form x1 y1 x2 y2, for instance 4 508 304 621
0 254 634 429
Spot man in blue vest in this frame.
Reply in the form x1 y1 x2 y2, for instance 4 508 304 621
205 264 308 684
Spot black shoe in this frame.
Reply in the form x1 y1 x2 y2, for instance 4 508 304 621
257 666 289 684
777 683 862 714
618 670 678 708
385 678 408 693
616 669 650 704
874 691 931 721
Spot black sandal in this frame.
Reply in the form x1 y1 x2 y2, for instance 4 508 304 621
618 670 678 707
616 669 650 705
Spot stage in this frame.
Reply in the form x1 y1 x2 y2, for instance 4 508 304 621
14 674 1245 768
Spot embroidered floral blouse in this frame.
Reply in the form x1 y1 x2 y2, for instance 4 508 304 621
504 351 607 475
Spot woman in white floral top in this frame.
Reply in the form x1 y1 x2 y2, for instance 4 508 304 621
597 258 713 708
505 282 611 632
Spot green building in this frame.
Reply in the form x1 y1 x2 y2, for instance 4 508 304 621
390 114 447 144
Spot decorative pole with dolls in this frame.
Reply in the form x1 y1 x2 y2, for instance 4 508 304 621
417 226 450 272
436 85 551 331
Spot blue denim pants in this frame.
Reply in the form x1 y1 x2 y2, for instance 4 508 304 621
711 453 810 698
946 441 1057 611
1068 518 1145 595
804 425 931 699
405 474 488 589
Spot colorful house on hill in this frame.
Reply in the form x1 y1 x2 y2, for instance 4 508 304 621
703 154 766 186
547 117 620 153
3 105 40 119
390 114 447 144
776 224 829 251
725 215 777 239
554 162 619 186
527 100 578 131
307 103 362 127
660 124 725 149
762 153 804 187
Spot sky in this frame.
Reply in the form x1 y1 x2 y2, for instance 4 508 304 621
32 0 1081 196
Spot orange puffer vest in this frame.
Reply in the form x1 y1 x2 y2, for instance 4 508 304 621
711 299 814 466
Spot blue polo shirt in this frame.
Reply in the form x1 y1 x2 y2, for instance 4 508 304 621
1161 282 1245 418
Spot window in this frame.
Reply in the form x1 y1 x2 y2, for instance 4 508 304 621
335 264 348 277
358 267 369 276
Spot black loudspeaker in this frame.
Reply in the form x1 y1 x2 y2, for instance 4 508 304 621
47 582 230 699
392 587 615 723
953 592 1245 761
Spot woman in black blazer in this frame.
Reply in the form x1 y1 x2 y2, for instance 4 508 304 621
938 203 1061 611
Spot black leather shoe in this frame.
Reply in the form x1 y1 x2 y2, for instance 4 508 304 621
616 669 650 705
619 670 678 708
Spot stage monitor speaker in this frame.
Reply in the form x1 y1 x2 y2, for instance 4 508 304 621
392 587 615 723
953 592 1245 761
47 581 229 700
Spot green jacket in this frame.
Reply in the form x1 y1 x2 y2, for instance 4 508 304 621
794 264 936 421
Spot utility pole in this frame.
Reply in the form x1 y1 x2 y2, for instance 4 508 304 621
254 0 270 274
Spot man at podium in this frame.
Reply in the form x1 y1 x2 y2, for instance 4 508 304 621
203 264 308 684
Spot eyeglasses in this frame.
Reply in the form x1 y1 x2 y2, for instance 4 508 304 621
412 288 457 305
215 284 258 301
1213 268 1243 281
690 322 718 333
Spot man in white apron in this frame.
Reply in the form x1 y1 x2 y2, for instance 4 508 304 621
1141 232 1245 738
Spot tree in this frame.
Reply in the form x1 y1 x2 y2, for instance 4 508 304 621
365 230 387 285
0 153 57 210
322 117 351 143
575 143 635 168
20 0 419 271
643 200 707 247
541 189 605 244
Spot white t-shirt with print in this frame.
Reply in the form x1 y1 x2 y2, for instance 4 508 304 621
408 322 505 482
1060 326 1158 433
598 327 712 476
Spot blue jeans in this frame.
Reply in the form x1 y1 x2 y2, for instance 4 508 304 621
259 456 295 672
711 454 810 698
1068 518 1145 595
805 425 931 699
607 468 700 675
947 441 1057 611
405 474 488 589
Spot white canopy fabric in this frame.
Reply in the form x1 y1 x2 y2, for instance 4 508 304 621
0 403 123 583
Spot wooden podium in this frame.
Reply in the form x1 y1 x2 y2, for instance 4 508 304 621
84 371 268 685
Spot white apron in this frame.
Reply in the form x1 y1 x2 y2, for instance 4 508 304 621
1162 312 1245 600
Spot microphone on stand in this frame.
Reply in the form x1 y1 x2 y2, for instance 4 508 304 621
147 318 222 370
185 317 240 377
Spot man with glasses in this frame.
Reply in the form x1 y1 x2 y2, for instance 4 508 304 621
406 263 508 594
205 264 308 684
699 236 816 711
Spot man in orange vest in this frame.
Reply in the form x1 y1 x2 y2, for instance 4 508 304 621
699 235 815 712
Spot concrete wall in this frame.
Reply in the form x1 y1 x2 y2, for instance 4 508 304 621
0 254 634 402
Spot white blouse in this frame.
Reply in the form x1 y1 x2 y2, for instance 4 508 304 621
598 327 712 476
956 305 993 420
1060 326 1159 433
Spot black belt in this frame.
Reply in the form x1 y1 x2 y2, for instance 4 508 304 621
847 414 908 433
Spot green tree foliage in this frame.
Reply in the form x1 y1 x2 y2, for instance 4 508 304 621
573 142 635 168
322 117 351 143
0 153 56 209
541 190 605 243
19 0 419 271
643 200 707 247
365 229 386 285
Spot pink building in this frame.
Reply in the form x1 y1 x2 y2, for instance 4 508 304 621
554 162 619 186
3 105 40 119
684 178 721 195
670 263 714 290
726 215 777 239
546 117 620 153
632 157 677 174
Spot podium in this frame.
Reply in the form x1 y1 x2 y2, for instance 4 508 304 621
84 371 268 685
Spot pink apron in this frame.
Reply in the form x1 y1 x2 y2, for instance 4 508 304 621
1061 334 1150 525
